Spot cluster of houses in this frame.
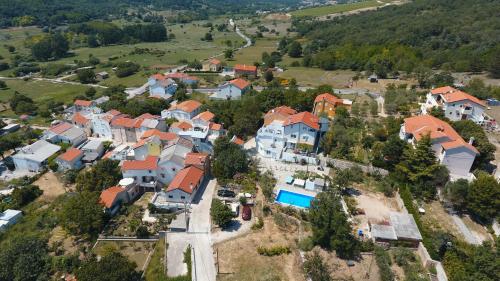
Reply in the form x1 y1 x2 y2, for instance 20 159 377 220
256 93 351 164
9 95 229 215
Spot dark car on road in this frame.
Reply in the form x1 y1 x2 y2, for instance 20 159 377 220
242 205 252 221
217 189 236 198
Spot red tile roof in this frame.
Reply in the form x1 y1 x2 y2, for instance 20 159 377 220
137 113 159 119
107 109 121 116
264 106 297 126
151 73 166 80
72 112 89 125
141 129 178 142
314 93 344 105
170 100 202 113
122 156 158 171
171 121 193 130
57 148 83 162
232 137 244 145
74 99 92 107
100 186 125 208
166 73 199 81
431 86 485 106
209 122 222 131
229 78 250 90
50 122 73 134
265 106 297 117
167 166 204 194
194 111 215 122
185 152 208 167
111 117 143 128
404 115 478 154
283 112 320 130
209 58 221 65
234 64 257 72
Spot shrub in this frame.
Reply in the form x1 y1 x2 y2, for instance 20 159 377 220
375 246 394 281
257 245 291 256
251 216 264 230
392 247 415 266
298 237 314 252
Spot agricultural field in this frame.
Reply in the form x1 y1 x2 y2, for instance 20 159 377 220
276 67 356 88
290 0 393 17
230 39 279 66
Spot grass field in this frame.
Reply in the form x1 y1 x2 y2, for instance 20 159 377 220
276 67 356 87
94 240 156 271
230 39 278 66
144 239 167 281
290 0 385 17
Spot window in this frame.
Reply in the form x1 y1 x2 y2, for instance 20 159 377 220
168 195 173 198
148 170 152 173
303 136 308 140
181 196 186 199
161 173 165 178
309 129 315 132
291 134 297 138
172 167 176 172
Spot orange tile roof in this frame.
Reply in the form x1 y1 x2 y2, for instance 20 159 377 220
283 112 320 130
232 137 244 145
266 106 297 117
166 73 199 81
122 156 158 171
264 106 297 126
404 115 478 154
209 122 222 131
431 86 485 106
137 113 159 119
209 58 221 65
170 100 202 113
50 122 73 134
74 99 92 107
151 73 166 80
166 166 204 194
57 148 83 162
141 129 178 142
133 138 148 149
171 121 193 130
229 78 250 90
314 93 344 105
234 64 257 72
430 86 457 95
111 117 143 128
185 152 208 167
72 112 89 125
100 186 125 208
194 111 215 122
107 109 121 116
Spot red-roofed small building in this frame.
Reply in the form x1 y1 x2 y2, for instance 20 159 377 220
203 59 222 72
164 166 205 203
184 152 210 173
71 112 92 136
421 86 486 123
211 78 251 100
313 93 352 119
231 136 245 146
74 99 93 111
234 64 257 78
99 186 128 215
56 148 84 171
121 156 159 189
148 74 177 100
161 100 202 121
400 115 478 180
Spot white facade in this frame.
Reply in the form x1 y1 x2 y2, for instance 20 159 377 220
256 120 287 160
122 169 158 187
148 77 177 100
161 108 201 121
283 123 318 148
91 114 113 139
12 140 61 172
421 92 485 123
210 84 245 100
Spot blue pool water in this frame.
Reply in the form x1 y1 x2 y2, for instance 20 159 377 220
275 189 315 208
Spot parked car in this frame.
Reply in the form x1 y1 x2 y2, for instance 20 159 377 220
218 189 236 198
242 205 252 221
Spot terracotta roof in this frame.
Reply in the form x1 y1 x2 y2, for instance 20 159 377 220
314 93 344 105
170 100 202 113
151 73 166 80
74 99 92 107
194 111 215 122
100 186 125 208
232 136 244 145
431 86 485 107
171 121 193 130
266 106 297 117
430 86 457 95
234 64 257 72
133 138 148 149
137 113 159 119
185 152 208 167
107 109 121 116
122 156 158 170
283 112 320 130
141 129 178 142
166 166 204 194
72 112 89 125
57 148 83 162
229 78 250 90
404 115 478 154
209 122 222 131
209 58 221 65
111 117 143 128
264 106 297 126
50 122 73 134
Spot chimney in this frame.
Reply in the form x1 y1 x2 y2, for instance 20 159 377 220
469 137 475 145
190 182 193 190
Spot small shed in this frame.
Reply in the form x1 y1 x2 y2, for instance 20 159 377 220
368 74 378 83
305 179 315 191
293 178 305 187
96 71 109 80
1 123 20 135
371 224 397 243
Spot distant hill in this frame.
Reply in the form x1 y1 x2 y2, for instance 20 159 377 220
293 0 500 76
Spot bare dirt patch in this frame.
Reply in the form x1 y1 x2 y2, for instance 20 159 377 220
33 172 67 202
48 226 81 256
420 200 462 239
94 240 155 270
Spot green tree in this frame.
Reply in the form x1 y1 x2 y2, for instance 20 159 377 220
212 137 248 179
77 69 96 84
9 91 37 114
76 159 121 192
288 41 302 58
76 251 140 281
303 250 332 281
309 191 360 259
59 191 104 236
0 236 50 281
444 179 470 211
210 198 233 227
224 49 234 59
264 69 274 82
203 32 213 41
467 172 500 222
85 87 97 99
0 80 6 89
370 100 378 116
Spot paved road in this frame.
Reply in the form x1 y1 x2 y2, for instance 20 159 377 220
230 19 252 49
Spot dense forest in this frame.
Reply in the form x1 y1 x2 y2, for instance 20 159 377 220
0 0 304 27
293 0 500 77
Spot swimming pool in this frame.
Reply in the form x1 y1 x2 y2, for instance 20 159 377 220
275 189 315 208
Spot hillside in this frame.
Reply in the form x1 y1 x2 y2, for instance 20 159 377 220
293 0 500 76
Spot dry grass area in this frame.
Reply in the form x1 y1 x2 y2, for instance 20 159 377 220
462 216 494 243
314 249 380 281
277 68 356 87
420 201 462 239
94 241 155 270
48 226 81 256
215 216 305 281
33 172 67 203
354 77 417 93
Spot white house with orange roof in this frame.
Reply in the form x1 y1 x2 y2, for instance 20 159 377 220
56 148 84 171
140 129 178 146
421 86 486 123
400 115 479 180
256 106 297 159
283 111 324 149
44 122 87 147
162 166 205 203
161 100 202 121
148 74 177 100
73 99 98 113
71 112 92 136
121 155 160 189
157 138 194 185
210 78 251 100
203 58 222 72
133 135 162 161
91 109 123 140
313 93 352 119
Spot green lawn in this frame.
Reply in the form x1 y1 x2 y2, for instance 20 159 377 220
230 39 278 66
290 0 385 17
145 238 168 281
276 67 356 87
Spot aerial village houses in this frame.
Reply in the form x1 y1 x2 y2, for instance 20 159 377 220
157 137 194 185
161 100 202 121
91 109 123 139
203 58 222 72
99 178 140 216
44 122 87 147
73 99 96 113
256 106 297 160
121 156 160 190
421 86 486 123
234 64 258 79
166 73 199 85
210 78 251 100
56 148 84 171
71 112 92 136
313 93 352 119
164 165 205 203
400 115 479 180
148 74 178 100
12 140 61 172
111 114 165 144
